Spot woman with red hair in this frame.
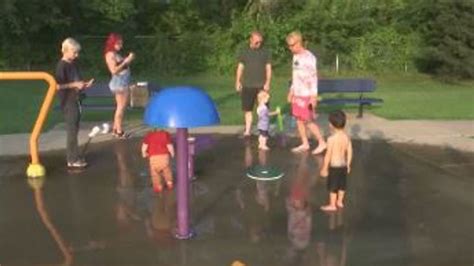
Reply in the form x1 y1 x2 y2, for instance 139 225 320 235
104 33 135 138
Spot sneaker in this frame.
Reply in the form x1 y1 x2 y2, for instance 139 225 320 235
101 123 110 134
67 160 87 168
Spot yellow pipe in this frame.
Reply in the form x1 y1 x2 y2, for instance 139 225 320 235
0 72 57 178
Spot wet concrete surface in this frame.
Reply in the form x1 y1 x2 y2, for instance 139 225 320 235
0 135 473 266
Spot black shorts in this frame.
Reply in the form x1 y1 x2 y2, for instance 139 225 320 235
241 87 261 111
327 166 347 193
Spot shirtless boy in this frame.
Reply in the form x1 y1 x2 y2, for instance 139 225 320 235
320 110 353 211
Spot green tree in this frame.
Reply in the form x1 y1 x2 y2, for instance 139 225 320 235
83 0 136 23
195 0 247 26
350 26 419 71
415 0 474 79
0 0 70 69
145 0 212 74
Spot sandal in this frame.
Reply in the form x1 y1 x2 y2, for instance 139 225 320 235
113 130 129 139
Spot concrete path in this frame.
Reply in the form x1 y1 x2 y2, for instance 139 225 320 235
0 113 472 156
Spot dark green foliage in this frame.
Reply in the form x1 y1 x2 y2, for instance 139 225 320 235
0 0 472 80
0 0 70 69
414 0 474 79
350 27 419 72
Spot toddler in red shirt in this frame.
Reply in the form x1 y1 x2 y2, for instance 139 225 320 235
141 129 175 193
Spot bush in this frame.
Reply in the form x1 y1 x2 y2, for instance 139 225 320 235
350 27 419 72
207 12 295 74
148 30 212 75
76 37 109 77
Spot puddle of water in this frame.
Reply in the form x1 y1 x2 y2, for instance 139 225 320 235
0 135 472 265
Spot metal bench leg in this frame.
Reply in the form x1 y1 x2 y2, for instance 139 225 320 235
358 104 363 118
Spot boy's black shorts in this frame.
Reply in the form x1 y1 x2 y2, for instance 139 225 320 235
241 87 261 111
327 166 347 193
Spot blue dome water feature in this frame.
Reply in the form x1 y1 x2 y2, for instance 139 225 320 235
144 86 220 128
143 86 220 240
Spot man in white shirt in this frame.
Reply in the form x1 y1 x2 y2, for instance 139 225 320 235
286 31 326 154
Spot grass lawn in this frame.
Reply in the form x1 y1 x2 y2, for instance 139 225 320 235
0 73 473 134
157 72 474 121
0 80 63 134
370 74 474 120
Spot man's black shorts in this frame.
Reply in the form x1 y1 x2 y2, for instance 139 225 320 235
241 87 261 111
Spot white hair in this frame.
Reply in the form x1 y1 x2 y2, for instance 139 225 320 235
61 37 81 53
287 31 303 43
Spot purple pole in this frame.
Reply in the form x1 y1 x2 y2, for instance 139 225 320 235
175 128 193 239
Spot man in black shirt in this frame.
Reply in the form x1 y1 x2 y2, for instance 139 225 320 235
55 38 94 168
235 31 272 137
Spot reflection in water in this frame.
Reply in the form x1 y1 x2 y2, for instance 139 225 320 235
237 180 269 243
115 141 141 230
114 141 177 247
29 178 73 265
1 136 468 265
236 140 280 244
285 152 313 264
317 211 347 266
145 192 176 246
313 153 326 187
244 139 253 169
242 138 271 169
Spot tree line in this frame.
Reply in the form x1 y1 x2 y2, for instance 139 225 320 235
0 0 472 79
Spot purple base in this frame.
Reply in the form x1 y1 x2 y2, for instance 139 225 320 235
176 128 190 239
174 228 196 240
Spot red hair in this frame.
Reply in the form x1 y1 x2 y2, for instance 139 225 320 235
104 33 122 55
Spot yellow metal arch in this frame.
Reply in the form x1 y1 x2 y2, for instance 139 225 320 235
0 72 57 178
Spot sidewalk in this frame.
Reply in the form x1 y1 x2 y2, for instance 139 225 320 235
0 113 473 157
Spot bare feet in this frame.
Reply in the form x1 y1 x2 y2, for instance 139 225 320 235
291 144 309 153
166 181 174 190
337 202 344 208
153 184 163 193
312 143 327 155
321 205 337 212
240 132 251 139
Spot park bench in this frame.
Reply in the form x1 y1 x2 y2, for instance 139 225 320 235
55 81 159 111
318 78 383 117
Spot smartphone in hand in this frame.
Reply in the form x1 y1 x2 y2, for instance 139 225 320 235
85 78 95 88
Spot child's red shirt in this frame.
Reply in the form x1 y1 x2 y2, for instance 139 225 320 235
143 130 172 156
